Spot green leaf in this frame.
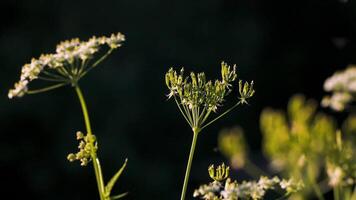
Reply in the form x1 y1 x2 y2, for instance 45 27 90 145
111 192 128 200
105 159 128 196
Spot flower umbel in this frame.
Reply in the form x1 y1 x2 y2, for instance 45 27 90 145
194 164 302 200
209 163 230 182
238 80 255 104
8 32 125 99
165 61 254 130
321 65 356 111
67 131 98 166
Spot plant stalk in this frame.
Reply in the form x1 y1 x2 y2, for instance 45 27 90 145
180 129 200 200
75 85 106 200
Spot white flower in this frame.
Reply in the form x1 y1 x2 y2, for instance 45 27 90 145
258 176 280 190
8 80 28 99
321 92 352 111
322 65 356 111
106 32 125 49
280 178 304 194
327 166 344 187
8 32 125 99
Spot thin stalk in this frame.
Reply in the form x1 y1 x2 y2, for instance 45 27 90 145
307 174 325 200
275 194 290 200
351 186 356 200
197 107 206 124
27 83 68 94
80 49 113 78
42 70 68 80
75 85 106 200
334 186 340 200
180 129 199 200
174 96 192 128
201 101 241 131
92 49 113 68
38 76 66 82
183 104 193 125
200 110 211 125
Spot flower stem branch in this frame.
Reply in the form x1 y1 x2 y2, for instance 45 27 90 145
200 101 241 131
75 85 106 200
307 173 325 200
27 82 69 94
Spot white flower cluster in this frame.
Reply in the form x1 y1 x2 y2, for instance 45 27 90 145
8 33 125 99
194 176 303 200
326 165 344 187
322 65 356 111
193 176 303 200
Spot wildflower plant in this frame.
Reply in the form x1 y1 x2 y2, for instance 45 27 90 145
193 163 303 200
218 94 356 200
260 95 356 200
8 33 127 200
165 62 255 200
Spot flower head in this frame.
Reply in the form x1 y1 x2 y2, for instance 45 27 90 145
8 32 125 99
322 65 356 111
165 61 254 130
194 164 300 200
279 178 304 194
67 131 97 166
209 163 230 182
165 64 233 112
238 80 255 104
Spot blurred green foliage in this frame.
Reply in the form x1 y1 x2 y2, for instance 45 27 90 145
219 95 356 199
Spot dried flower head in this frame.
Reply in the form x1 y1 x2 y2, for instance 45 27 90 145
8 32 125 99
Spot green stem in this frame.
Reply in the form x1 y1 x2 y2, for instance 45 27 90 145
275 194 290 200
351 186 356 200
92 49 113 68
334 186 340 200
27 83 68 94
174 96 192 128
75 85 106 200
180 129 200 200
200 101 241 131
307 174 325 200
80 49 113 78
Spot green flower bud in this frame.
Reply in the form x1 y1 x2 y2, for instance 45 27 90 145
208 163 230 182
67 153 76 162
239 80 255 104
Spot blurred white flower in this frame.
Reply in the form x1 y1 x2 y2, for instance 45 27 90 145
327 166 344 187
322 65 356 111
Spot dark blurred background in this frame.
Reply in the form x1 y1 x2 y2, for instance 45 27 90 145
1 0 356 199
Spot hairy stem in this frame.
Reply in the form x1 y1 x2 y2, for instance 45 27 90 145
75 85 106 200
180 129 200 200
